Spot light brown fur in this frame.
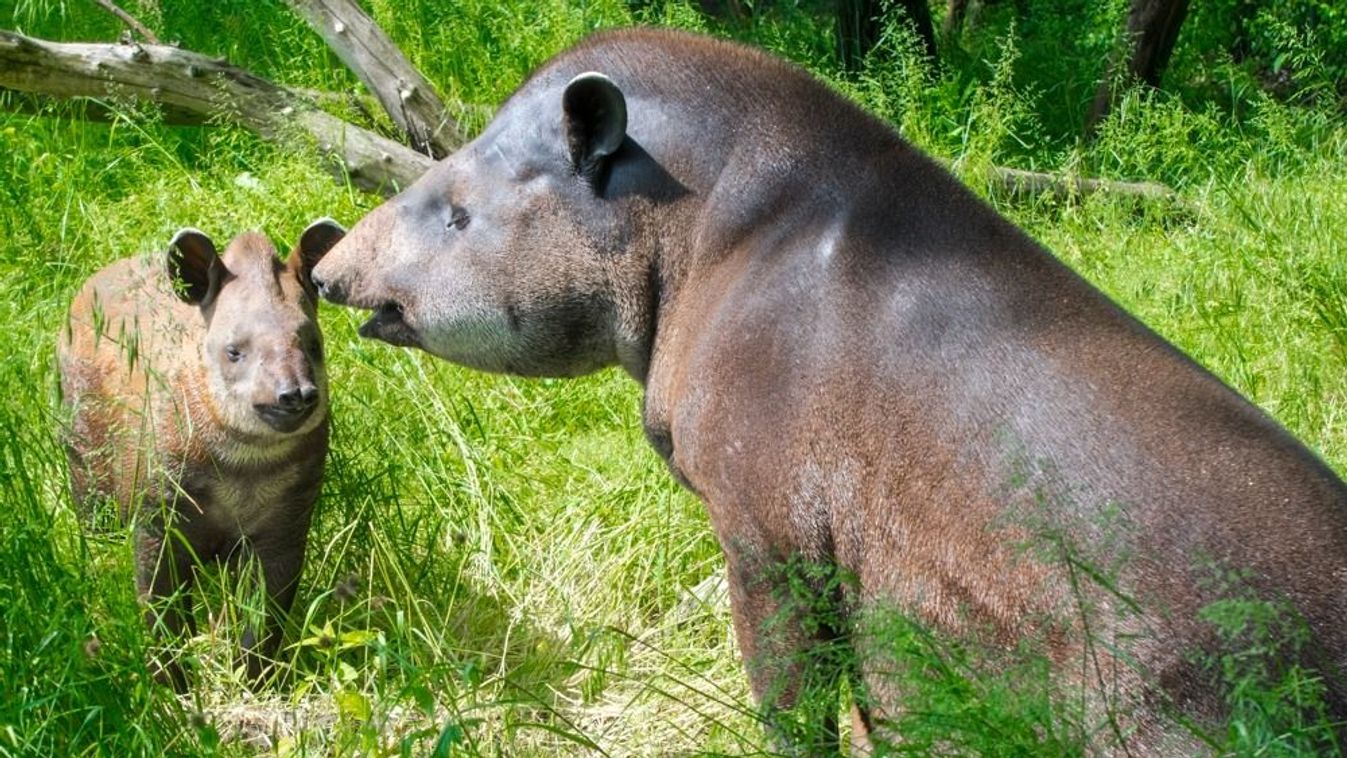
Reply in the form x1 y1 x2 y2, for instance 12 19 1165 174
59 224 342 689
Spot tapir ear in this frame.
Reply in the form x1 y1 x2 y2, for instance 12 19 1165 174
166 228 222 306
562 72 627 182
292 218 346 293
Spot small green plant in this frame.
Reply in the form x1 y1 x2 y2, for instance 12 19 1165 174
1197 588 1344 756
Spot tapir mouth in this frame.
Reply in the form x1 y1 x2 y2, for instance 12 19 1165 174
359 301 421 348
255 404 316 434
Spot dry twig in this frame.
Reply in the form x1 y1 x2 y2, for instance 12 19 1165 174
91 0 162 45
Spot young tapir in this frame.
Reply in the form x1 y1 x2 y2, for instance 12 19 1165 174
59 220 344 690
311 28 1347 753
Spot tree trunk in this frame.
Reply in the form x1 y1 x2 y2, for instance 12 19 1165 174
943 0 1027 41
838 0 936 70
942 0 970 40
1229 0 1257 64
1086 0 1191 133
284 0 460 158
696 0 747 20
0 30 432 195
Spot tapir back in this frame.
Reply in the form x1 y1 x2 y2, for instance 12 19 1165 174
59 254 210 514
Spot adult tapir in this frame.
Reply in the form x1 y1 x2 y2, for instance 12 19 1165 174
313 28 1347 753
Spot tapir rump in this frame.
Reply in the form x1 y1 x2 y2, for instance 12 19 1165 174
312 28 1347 753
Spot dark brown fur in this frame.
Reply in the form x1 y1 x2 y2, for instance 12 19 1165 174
312 29 1347 753
59 222 343 689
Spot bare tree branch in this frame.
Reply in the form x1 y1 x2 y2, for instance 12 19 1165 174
0 29 432 195
285 0 461 158
91 0 161 45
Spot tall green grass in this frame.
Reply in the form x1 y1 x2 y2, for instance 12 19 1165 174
2 0 1346 754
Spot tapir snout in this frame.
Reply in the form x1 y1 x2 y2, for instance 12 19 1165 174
312 200 428 350
251 345 322 432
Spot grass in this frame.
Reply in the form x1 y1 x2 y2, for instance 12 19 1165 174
2 0 1347 754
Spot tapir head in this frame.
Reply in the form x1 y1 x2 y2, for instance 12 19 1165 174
169 220 345 435
312 72 653 377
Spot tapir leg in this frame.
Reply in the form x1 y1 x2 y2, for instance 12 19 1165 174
722 542 848 752
136 522 199 692
237 530 309 685
849 702 874 754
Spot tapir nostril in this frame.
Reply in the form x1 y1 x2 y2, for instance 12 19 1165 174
276 386 305 410
313 275 343 303
275 383 319 412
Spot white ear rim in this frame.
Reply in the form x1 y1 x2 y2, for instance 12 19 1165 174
563 71 628 173
301 217 346 236
168 227 215 253
295 218 347 288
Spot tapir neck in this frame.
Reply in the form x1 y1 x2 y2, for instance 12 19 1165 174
605 192 702 386
612 259 661 384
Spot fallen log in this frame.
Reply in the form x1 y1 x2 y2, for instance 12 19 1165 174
986 164 1178 202
0 29 431 195
1 85 208 125
0 29 1178 205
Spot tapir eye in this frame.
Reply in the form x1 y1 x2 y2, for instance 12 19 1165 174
449 208 470 231
225 345 243 363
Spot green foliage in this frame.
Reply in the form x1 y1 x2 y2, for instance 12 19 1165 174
2 0 1347 754
1198 592 1342 756
856 611 1086 756
1182 0 1347 98
0 333 200 755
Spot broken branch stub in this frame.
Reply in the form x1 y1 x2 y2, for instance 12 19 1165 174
285 0 461 158
92 0 162 45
